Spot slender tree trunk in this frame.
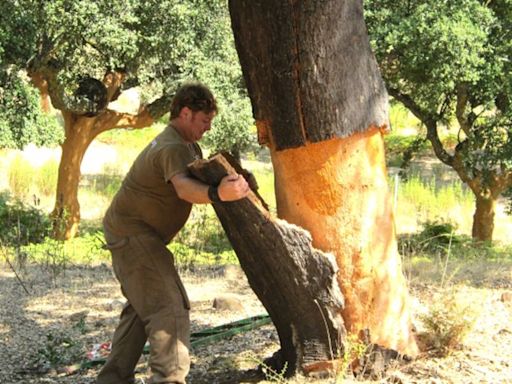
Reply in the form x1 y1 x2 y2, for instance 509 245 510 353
472 194 496 242
52 115 95 239
229 0 418 366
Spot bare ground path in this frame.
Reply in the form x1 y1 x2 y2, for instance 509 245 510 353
0 260 511 384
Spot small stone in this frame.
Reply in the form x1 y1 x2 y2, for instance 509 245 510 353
212 294 245 311
500 291 512 303
223 265 244 281
69 310 89 322
106 299 125 311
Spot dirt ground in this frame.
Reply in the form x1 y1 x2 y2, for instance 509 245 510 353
0 260 511 384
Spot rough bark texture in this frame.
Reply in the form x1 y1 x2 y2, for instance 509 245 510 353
229 0 418 359
188 154 346 375
229 0 389 150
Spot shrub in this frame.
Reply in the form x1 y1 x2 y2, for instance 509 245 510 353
398 219 460 256
0 191 51 245
24 230 110 265
418 290 478 356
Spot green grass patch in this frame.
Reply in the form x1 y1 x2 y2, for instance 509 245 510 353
23 230 110 266
395 175 474 221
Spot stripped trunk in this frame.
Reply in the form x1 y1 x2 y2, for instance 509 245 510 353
472 194 496 242
52 114 95 239
229 0 418 369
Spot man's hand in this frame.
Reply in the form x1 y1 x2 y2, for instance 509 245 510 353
218 174 250 201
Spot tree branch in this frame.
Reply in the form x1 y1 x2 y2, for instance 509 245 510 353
455 84 474 136
425 119 454 167
102 71 126 103
387 87 431 123
388 87 454 166
93 93 173 135
438 94 452 120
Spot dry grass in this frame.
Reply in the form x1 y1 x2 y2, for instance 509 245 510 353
1 257 511 384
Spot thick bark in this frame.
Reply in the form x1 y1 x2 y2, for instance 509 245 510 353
229 0 418 363
229 0 389 149
472 195 496 242
188 154 346 374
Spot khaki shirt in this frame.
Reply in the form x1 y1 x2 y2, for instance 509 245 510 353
103 125 202 244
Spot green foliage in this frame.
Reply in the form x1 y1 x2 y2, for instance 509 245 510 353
400 219 459 256
384 134 429 167
0 0 253 152
366 0 497 112
7 155 34 199
250 165 276 213
24 230 110 265
36 159 59 197
171 205 237 269
97 124 164 148
419 220 458 246
365 0 512 225
0 192 51 246
397 175 474 218
241 351 288 383
0 70 62 149
202 100 255 159
34 330 84 369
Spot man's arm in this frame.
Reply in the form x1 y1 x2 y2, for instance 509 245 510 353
170 172 250 204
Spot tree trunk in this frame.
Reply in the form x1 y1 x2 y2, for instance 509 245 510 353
229 0 418 365
189 154 346 374
472 194 496 242
52 114 95 239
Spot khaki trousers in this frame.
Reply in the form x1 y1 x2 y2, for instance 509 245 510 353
97 232 191 384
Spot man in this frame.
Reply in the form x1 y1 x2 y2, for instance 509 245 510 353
97 82 249 384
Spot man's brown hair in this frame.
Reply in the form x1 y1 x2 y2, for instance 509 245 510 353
170 82 217 119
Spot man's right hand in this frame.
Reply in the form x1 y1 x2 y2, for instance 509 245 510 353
218 174 250 201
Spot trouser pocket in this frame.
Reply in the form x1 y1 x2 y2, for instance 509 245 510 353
124 233 190 313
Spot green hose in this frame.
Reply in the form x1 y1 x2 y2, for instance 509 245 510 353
78 314 272 370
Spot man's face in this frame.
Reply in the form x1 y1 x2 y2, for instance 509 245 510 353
182 108 215 142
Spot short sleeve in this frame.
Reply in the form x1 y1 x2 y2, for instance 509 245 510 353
157 144 196 183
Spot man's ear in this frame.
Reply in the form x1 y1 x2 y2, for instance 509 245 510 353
179 106 192 119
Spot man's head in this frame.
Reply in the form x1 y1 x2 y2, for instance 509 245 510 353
170 82 217 120
170 82 218 143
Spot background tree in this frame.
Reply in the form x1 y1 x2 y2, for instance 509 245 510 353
0 0 252 239
365 0 512 242
229 0 418 373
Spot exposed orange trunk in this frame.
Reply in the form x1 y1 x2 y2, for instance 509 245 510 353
472 195 496 242
52 117 94 239
29 72 53 113
270 127 418 356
